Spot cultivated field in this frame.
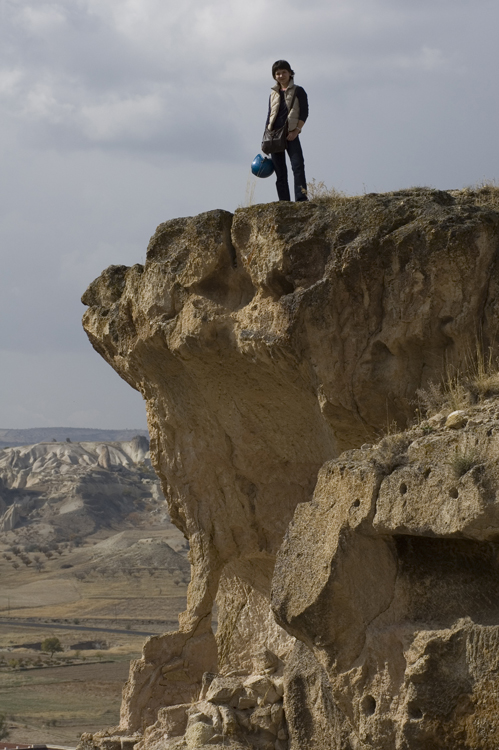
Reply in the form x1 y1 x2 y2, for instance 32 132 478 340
0 528 190 745
0 650 136 745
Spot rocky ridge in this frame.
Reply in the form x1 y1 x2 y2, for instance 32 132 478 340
0 427 149 450
0 436 161 538
81 187 499 749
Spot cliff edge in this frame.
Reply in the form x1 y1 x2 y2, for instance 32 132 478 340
82 187 499 749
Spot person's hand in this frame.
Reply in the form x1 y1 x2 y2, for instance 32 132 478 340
287 129 300 141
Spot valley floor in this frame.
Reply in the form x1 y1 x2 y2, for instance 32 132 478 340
0 528 190 742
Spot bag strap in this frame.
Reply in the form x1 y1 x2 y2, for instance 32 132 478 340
267 87 298 132
285 88 298 121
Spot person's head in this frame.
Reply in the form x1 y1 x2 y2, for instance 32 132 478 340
272 60 295 83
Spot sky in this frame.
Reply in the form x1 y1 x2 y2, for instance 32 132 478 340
1 0 499 429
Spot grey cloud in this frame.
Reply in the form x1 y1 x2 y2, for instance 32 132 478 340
1 0 492 161
0 1 244 155
2 0 499 428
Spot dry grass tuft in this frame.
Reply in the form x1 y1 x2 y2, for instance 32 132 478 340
240 174 257 208
449 450 480 479
416 376 471 416
372 433 411 475
452 180 499 211
417 342 499 418
306 179 353 208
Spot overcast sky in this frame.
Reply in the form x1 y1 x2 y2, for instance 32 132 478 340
1 0 498 429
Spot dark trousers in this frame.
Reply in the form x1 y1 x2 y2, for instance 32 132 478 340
271 137 308 202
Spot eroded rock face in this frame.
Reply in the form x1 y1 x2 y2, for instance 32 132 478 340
82 189 499 747
273 405 499 749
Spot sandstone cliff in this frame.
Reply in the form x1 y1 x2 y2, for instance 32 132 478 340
81 187 499 749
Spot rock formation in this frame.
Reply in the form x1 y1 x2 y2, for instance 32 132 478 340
0 437 176 542
81 187 499 749
273 405 499 750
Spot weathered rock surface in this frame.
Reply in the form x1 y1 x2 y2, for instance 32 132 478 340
81 188 499 749
273 401 499 749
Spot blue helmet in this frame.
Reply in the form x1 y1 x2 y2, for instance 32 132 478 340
251 154 275 178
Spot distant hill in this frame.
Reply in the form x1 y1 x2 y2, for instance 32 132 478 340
0 437 187 553
0 427 149 448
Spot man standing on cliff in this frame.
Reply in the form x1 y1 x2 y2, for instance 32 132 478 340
265 60 309 202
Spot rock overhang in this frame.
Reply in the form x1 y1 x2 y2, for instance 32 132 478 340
82 190 499 451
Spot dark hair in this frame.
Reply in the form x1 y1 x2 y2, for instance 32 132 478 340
272 60 295 79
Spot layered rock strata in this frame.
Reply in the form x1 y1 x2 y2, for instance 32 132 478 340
82 188 499 749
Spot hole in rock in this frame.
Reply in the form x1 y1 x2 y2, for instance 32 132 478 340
193 268 255 309
408 703 423 720
267 270 295 299
395 534 499 626
449 487 459 499
352 499 361 508
399 483 407 495
423 468 431 479
336 229 359 245
362 695 376 716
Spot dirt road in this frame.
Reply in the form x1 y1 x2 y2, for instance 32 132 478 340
0 618 160 636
